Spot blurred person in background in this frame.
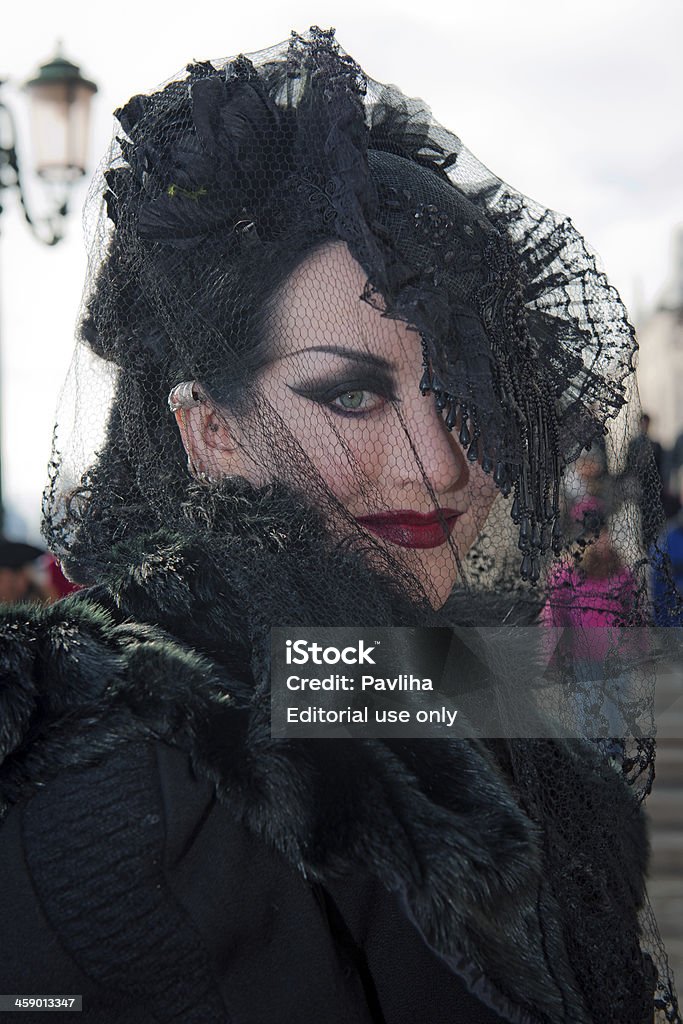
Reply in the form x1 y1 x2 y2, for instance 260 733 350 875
0 537 50 604
652 483 683 625
626 414 665 485
541 498 644 761
623 413 667 546
560 448 613 533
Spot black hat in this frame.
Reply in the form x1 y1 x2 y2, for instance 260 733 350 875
0 537 44 570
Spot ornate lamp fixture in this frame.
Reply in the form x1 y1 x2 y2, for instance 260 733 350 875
0 46 97 244
0 46 97 525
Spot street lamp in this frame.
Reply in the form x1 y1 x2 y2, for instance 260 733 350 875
0 46 97 527
25 50 98 186
0 46 97 244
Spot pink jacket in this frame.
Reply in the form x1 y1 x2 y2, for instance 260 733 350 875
541 560 644 663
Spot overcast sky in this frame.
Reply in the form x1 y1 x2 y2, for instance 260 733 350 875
2 0 682 540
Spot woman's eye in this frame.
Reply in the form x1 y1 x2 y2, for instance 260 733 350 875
288 375 395 415
331 390 384 415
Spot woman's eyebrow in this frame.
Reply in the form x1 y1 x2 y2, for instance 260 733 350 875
282 345 394 371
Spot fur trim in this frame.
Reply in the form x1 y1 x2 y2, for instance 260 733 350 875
0 528 650 1024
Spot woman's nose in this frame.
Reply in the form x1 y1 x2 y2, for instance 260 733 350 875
387 393 469 497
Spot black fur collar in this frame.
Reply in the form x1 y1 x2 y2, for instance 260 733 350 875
0 528 649 1024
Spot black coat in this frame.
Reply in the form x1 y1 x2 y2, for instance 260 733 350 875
0 533 655 1024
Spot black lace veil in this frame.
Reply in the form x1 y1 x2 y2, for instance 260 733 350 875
41 27 681 1022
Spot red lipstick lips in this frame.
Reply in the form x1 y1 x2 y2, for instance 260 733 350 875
355 509 461 549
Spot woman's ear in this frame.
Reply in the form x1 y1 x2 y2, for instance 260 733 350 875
170 384 257 483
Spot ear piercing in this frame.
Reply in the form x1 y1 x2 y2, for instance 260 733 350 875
169 380 222 483
168 380 204 411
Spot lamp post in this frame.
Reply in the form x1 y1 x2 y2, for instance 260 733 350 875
0 47 97 529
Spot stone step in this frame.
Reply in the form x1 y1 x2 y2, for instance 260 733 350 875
654 739 683 761
646 878 683 993
652 741 683 787
654 711 683 742
656 940 683 995
649 830 683 875
654 682 683 710
647 789 683 828
660 940 683 995
652 661 682 692
648 877 683 936
655 689 683 713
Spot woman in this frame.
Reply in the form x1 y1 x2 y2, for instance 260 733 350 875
541 497 646 759
0 27 679 1024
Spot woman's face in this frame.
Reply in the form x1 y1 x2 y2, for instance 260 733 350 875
183 242 498 606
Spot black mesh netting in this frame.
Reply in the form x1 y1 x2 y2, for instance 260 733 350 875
41 26 681 1022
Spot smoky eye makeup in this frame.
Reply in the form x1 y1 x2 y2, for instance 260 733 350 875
288 370 398 409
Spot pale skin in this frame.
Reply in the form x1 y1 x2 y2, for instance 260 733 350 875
174 241 498 607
